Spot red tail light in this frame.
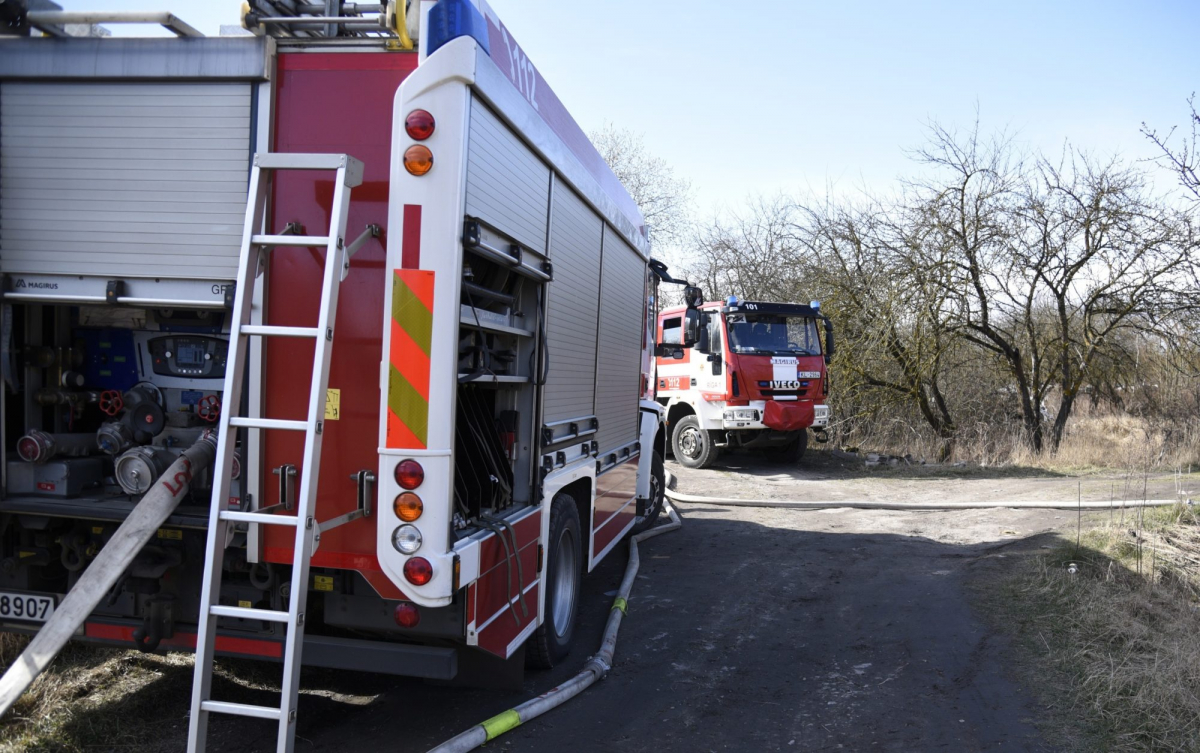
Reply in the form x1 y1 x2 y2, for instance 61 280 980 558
394 459 424 489
394 602 421 628
404 557 433 586
405 110 435 140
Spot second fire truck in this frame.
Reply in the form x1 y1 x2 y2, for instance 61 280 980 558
656 295 834 468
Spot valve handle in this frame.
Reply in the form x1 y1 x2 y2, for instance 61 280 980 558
197 394 221 423
99 390 124 417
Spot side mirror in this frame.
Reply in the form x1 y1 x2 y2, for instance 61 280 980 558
681 309 700 348
823 317 835 364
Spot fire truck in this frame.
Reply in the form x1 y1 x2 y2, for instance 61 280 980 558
0 1 695 746
655 295 834 468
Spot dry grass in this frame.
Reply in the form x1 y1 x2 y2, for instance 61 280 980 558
837 410 1200 473
0 639 290 752
994 502 1200 752
0 638 197 753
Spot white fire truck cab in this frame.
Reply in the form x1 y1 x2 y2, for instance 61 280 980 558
655 295 834 468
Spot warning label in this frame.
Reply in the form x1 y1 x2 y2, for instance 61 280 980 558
325 388 341 420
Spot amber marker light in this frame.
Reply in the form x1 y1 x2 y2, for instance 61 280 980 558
404 145 433 176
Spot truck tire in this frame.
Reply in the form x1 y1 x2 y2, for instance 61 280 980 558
672 415 720 469
528 492 582 669
771 429 809 462
631 450 665 534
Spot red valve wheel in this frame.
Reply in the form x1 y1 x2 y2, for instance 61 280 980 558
99 390 124 417
197 395 221 423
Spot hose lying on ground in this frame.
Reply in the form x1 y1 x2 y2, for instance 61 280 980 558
0 434 217 717
662 472 1183 511
427 501 683 753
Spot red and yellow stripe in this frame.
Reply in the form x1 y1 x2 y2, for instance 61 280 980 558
387 269 434 449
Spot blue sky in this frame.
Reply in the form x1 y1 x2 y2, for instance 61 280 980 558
66 1 1199 211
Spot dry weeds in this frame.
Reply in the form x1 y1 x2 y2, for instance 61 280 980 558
996 502 1200 752
838 410 1200 473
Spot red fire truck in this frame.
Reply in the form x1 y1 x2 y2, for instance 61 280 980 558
656 295 834 468
0 1 694 746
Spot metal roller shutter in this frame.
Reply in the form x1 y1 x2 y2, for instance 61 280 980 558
0 81 252 280
542 180 603 424
593 225 646 454
464 98 550 255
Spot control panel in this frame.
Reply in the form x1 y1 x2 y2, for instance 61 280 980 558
147 336 227 379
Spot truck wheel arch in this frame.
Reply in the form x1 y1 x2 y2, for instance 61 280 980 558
666 400 695 431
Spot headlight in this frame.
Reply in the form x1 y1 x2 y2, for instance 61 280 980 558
391 524 423 554
723 409 759 421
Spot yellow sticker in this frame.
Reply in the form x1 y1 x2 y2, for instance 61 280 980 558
156 529 182 540
325 388 341 420
237 600 253 608
313 575 334 592
91 526 104 534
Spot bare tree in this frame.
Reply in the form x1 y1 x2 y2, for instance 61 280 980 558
918 123 1196 451
688 194 804 301
1142 95 1200 203
590 123 693 251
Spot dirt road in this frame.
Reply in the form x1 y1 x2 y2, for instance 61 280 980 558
196 451 1185 752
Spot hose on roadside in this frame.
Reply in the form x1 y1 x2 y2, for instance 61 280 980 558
427 501 683 753
662 473 1184 511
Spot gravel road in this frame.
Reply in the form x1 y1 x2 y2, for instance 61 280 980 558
205 450 1183 752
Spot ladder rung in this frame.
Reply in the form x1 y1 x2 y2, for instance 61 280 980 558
254 153 354 171
201 700 282 721
228 417 308 432
241 325 320 339
211 605 291 623
252 233 332 247
220 509 300 527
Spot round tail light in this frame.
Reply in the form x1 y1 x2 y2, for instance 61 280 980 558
403 145 433 176
404 109 435 140
391 524 423 554
394 602 421 628
403 557 433 586
393 492 424 522
394 459 424 490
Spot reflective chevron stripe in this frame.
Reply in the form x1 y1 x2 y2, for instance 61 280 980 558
387 269 434 449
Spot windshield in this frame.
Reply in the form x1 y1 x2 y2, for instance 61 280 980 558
726 313 822 356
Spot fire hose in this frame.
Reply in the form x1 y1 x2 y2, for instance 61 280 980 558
429 467 1183 750
427 500 683 753
659 479 1182 510
0 433 217 718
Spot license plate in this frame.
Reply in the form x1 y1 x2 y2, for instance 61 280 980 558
0 592 55 622
769 380 800 389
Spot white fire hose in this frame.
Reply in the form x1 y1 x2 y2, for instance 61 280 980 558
427 500 683 753
0 433 217 717
660 480 1182 510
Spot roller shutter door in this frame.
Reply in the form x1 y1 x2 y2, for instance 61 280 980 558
542 181 603 423
464 98 550 255
593 225 646 454
0 81 252 280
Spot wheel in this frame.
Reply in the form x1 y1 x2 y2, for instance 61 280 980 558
528 492 582 669
632 451 666 534
770 430 809 462
671 415 720 469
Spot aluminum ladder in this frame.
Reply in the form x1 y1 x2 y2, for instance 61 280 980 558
187 153 374 753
